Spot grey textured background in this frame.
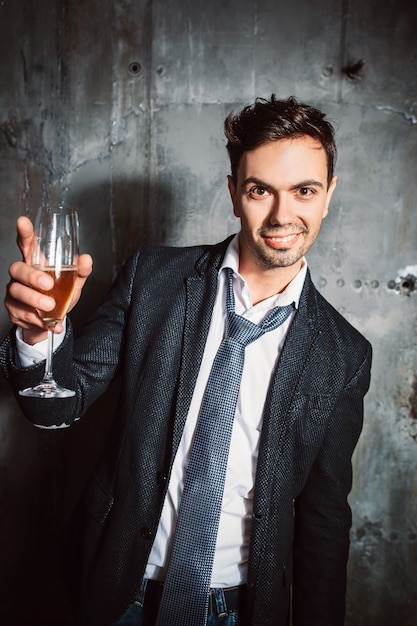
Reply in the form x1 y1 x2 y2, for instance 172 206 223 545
0 1 416 624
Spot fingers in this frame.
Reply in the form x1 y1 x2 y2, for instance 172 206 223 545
5 292 49 333
6 223 55 333
7 274 54 313
5 273 55 333
77 253 93 280
9 260 54 290
6 219 94 334
67 254 93 314
6 256 93 327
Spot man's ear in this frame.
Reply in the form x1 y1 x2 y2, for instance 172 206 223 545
323 175 337 217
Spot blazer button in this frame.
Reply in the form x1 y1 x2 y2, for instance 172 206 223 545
157 471 168 485
141 526 153 540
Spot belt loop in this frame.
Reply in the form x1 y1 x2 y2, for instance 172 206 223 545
134 578 148 607
211 587 227 617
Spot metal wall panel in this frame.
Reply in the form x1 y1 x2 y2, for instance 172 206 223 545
0 0 416 623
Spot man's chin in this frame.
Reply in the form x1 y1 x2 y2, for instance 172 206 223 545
255 248 302 270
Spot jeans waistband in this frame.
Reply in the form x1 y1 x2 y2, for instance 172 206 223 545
136 578 247 617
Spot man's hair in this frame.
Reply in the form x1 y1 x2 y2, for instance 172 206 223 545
224 94 337 187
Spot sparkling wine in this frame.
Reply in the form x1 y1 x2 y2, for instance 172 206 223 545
36 266 77 326
19 206 79 398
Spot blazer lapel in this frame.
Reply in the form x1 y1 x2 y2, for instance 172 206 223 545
254 273 322 493
171 241 229 457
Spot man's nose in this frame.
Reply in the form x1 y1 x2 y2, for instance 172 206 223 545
269 193 293 225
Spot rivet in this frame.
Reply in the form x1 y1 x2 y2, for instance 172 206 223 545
399 275 416 295
128 61 142 76
322 65 334 77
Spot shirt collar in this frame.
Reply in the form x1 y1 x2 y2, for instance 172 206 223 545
219 233 307 310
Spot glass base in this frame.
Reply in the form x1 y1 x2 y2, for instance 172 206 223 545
19 381 75 398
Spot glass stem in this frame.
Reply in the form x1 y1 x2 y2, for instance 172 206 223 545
44 329 55 381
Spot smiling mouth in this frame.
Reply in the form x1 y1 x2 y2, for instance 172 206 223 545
263 232 302 246
268 234 299 243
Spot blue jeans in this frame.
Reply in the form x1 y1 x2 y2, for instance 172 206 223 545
112 579 240 625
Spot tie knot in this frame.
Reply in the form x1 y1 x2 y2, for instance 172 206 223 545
226 311 265 346
225 269 295 346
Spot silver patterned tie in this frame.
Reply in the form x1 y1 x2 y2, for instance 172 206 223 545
156 269 294 625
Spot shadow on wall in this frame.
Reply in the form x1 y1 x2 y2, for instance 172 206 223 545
0 176 176 625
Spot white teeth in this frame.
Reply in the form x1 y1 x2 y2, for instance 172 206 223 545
270 234 298 243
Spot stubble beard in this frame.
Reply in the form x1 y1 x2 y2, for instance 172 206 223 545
251 245 302 269
248 227 314 270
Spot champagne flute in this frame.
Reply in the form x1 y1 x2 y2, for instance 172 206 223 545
19 205 79 398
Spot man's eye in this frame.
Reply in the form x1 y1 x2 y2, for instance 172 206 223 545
251 186 269 196
299 187 313 196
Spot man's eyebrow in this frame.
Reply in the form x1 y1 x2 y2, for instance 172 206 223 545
240 177 324 190
241 176 269 188
289 179 324 190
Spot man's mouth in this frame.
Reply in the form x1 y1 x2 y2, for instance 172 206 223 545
269 234 299 243
263 232 302 247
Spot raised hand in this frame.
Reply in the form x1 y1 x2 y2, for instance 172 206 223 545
5 215 92 345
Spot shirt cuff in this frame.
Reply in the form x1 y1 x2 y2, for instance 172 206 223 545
15 319 67 368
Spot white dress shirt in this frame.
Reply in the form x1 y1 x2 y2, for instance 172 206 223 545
145 235 307 586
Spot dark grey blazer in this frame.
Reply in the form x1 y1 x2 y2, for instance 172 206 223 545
0 236 372 626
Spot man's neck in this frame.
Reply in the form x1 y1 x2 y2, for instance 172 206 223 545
238 260 304 305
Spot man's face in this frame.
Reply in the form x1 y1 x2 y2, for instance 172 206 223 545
228 136 337 278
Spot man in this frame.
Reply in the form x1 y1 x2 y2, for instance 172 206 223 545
1 95 372 626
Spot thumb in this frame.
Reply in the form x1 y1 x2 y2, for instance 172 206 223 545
16 216 35 263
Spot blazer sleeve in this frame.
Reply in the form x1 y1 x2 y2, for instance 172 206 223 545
292 340 372 626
